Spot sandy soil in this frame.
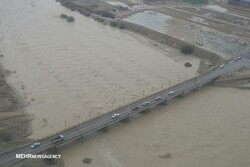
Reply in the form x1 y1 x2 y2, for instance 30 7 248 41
60 86 250 167
0 0 199 139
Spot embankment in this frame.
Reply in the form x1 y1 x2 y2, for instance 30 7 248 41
118 20 224 65
57 0 224 66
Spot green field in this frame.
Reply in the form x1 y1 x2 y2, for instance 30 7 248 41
182 0 208 4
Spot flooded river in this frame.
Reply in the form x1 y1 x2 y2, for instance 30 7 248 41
0 0 199 139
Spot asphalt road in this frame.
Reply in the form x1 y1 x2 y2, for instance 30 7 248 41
0 57 249 167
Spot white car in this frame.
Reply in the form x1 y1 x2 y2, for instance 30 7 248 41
112 113 120 119
155 96 161 101
238 56 241 59
220 64 224 68
234 57 238 61
31 142 40 149
168 91 175 95
142 101 150 106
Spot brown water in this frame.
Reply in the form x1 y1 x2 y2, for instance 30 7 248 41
61 86 250 167
0 0 199 139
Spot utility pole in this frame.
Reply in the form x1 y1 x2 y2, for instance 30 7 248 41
245 21 248 35
51 125 54 139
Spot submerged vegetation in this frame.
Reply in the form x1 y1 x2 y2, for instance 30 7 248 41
60 13 68 18
83 157 92 164
67 16 75 22
184 62 192 67
60 14 75 22
0 130 12 142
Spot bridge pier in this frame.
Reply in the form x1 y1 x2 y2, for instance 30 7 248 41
78 135 84 143
210 80 215 85
160 100 168 105
100 126 108 133
141 108 149 113
177 93 185 98
122 116 130 123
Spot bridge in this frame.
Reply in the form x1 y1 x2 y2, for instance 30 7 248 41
0 57 249 167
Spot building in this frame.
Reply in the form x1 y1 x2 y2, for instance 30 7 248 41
229 0 250 8
240 0 250 7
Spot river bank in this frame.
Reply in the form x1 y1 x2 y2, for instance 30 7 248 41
0 61 32 153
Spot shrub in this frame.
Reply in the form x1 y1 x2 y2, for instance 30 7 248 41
181 45 194 54
119 24 125 29
101 12 115 19
83 158 92 164
67 16 75 22
60 14 68 19
110 21 118 27
184 62 192 67
0 130 12 142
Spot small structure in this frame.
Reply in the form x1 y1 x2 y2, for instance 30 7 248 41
229 0 250 8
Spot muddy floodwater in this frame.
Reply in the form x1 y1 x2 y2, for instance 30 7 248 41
61 87 250 167
0 0 199 139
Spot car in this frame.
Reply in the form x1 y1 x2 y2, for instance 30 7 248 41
168 91 175 95
155 96 161 101
234 57 238 61
220 64 224 68
51 135 64 143
132 106 139 111
112 113 120 119
238 56 241 59
30 142 40 149
142 101 150 106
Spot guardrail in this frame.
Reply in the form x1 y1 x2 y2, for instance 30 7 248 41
1 58 240 164
51 77 217 147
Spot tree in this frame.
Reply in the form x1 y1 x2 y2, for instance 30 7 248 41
60 14 68 19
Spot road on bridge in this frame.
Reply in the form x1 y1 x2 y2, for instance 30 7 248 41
0 57 249 167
